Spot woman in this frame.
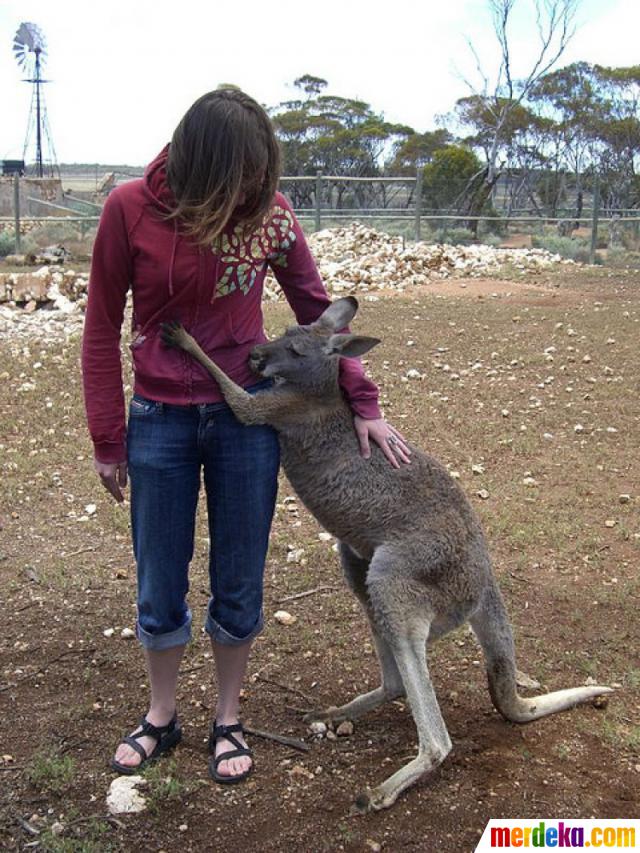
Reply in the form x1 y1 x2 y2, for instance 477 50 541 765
82 88 411 784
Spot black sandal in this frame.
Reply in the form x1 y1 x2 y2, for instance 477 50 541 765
111 713 182 775
208 721 253 785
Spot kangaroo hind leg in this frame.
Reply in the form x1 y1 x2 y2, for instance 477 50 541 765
355 545 453 812
304 542 404 726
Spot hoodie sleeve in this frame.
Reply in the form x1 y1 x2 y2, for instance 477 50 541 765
81 190 132 463
266 194 381 420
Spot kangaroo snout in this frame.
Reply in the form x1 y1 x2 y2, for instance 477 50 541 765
249 345 268 375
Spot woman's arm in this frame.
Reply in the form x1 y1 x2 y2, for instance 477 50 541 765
81 190 132 473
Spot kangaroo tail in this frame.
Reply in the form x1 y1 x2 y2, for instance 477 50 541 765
470 582 612 723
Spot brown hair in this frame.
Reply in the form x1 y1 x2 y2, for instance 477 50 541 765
166 88 281 245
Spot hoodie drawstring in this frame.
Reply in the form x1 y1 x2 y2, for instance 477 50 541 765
168 220 178 296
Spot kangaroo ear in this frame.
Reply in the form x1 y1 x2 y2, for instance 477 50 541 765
324 334 381 358
314 296 359 331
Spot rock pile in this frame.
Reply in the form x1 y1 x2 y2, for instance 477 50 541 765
1 223 576 337
0 266 87 341
264 223 573 299
0 265 88 312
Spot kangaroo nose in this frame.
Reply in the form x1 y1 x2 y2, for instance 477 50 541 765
249 346 266 373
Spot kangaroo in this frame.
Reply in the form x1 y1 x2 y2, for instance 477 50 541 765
161 297 611 812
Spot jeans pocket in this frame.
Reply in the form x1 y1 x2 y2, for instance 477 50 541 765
129 395 163 417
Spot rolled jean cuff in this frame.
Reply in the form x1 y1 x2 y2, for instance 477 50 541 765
136 610 193 650
205 608 264 647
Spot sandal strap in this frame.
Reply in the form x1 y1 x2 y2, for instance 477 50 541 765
136 714 177 742
213 746 252 770
122 735 151 761
209 721 246 753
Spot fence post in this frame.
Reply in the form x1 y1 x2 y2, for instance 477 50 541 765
315 170 322 232
414 168 423 242
589 174 600 265
13 175 21 254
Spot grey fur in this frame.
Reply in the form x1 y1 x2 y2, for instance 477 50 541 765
161 297 611 812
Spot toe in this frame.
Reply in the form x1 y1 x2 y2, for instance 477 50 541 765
114 744 140 767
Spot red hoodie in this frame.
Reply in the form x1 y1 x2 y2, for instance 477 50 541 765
82 147 381 463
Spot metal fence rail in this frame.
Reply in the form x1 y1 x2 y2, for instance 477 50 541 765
3 173 640 266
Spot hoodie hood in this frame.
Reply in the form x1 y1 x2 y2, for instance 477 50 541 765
143 145 176 212
143 145 179 295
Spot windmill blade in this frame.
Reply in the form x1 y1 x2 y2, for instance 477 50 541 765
13 22 47 69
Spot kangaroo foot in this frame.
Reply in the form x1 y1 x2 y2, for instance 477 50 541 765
303 686 403 726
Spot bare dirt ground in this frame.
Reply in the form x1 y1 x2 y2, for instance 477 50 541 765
0 266 638 852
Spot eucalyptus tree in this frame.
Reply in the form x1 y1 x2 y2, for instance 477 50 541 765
455 0 580 231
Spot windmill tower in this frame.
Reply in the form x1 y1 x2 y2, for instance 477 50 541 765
13 22 58 178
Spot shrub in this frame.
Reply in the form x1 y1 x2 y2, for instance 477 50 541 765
430 226 476 246
0 230 16 257
532 234 601 264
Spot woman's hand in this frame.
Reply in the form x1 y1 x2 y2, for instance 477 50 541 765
94 459 128 503
353 416 412 469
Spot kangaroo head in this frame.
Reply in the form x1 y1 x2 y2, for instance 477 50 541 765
249 296 381 390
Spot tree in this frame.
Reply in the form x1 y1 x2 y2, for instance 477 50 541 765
456 0 579 231
386 129 453 175
422 145 483 210
270 77 414 208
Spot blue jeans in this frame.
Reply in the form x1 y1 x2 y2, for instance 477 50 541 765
126 381 280 650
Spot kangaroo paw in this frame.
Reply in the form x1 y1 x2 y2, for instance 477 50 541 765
160 321 194 352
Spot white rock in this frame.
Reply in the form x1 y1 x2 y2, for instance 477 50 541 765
120 627 135 639
309 721 327 736
106 776 147 814
286 548 305 563
274 610 297 626
103 628 115 638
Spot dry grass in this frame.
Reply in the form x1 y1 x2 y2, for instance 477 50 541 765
0 265 638 851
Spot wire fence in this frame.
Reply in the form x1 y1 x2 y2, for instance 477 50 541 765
2 173 640 266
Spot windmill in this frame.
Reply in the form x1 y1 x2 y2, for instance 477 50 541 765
13 22 58 178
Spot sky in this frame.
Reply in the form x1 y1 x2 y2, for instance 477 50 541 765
1 0 638 166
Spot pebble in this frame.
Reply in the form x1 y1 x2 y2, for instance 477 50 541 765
103 628 115 638
309 721 327 736
274 610 297 626
120 627 135 639
336 720 354 737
